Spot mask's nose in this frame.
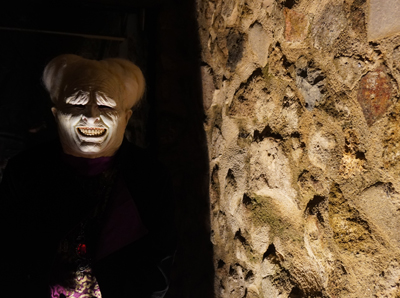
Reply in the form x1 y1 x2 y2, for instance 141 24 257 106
82 104 101 123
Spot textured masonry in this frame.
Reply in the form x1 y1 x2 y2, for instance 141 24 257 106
197 0 400 297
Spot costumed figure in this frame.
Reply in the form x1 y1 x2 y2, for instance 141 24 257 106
0 55 176 298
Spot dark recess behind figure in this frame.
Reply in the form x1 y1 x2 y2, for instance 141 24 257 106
0 0 152 159
0 2 215 297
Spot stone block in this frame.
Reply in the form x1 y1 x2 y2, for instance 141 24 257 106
201 66 215 110
334 57 365 89
312 5 346 49
368 0 400 40
227 29 245 71
295 61 325 110
357 66 392 125
284 8 309 42
249 22 271 66
357 183 400 248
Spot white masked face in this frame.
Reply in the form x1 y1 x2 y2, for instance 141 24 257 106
52 86 132 158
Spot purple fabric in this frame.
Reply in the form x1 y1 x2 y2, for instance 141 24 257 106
95 176 148 261
61 153 115 176
49 153 148 297
60 153 148 260
50 268 101 298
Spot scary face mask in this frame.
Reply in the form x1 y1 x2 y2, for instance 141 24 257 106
52 87 132 158
44 55 145 158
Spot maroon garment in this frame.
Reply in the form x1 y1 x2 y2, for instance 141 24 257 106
95 175 148 261
50 153 148 297
61 153 149 260
61 153 116 176
1 140 176 298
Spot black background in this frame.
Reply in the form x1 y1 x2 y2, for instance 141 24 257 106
0 1 214 297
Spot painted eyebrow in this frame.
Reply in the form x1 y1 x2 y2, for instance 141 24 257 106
65 91 90 105
96 92 117 108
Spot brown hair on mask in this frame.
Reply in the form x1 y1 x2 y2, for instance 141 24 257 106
43 54 146 110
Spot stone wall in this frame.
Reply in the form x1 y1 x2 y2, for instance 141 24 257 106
197 0 400 297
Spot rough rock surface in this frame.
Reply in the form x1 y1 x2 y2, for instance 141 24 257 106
197 0 400 297
368 0 400 41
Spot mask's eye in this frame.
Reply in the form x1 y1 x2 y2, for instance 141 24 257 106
69 104 85 110
98 105 113 110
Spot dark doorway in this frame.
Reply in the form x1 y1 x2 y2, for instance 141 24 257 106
0 1 214 297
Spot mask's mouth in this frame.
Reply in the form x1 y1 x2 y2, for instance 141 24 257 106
77 127 107 137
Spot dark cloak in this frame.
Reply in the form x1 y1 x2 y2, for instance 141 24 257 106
0 139 177 298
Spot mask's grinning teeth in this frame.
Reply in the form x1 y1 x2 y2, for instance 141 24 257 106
78 127 106 137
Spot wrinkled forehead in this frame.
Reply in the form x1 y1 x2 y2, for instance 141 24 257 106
58 66 126 108
63 89 118 108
